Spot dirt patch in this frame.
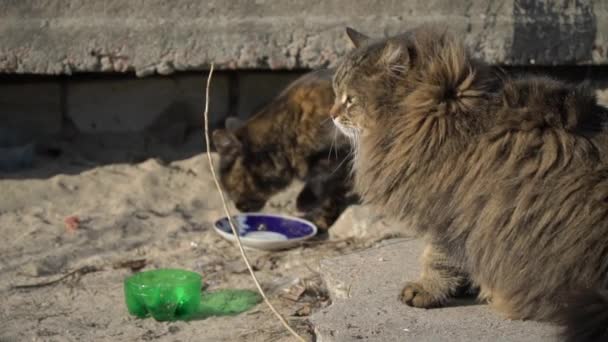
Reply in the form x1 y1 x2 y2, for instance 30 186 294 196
0 142 400 342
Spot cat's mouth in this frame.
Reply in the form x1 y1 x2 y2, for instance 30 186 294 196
332 117 359 140
235 199 266 212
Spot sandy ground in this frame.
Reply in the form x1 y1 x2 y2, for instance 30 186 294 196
0 135 400 342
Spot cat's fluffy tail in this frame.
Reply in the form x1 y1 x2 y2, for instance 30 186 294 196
556 290 608 342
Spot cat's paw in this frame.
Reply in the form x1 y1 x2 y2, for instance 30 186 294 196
399 282 443 308
302 214 331 232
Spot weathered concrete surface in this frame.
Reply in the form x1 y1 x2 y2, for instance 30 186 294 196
311 239 557 342
1 0 607 77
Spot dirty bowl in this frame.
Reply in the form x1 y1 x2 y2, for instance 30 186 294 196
213 213 318 251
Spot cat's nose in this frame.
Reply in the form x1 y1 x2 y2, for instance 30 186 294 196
330 103 342 118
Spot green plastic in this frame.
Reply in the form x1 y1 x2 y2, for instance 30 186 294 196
197 289 262 318
124 268 262 322
124 268 202 321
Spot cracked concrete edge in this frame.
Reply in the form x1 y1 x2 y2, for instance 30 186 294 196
1 0 607 76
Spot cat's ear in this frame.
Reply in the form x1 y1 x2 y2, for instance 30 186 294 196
378 40 410 72
564 81 596 129
212 129 242 155
225 117 245 132
346 27 370 48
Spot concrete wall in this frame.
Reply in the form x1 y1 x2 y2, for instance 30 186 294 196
1 0 607 77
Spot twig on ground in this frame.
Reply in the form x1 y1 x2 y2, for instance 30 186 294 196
202 64 307 342
112 258 147 272
12 265 102 290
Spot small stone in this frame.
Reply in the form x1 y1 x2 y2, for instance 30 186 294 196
156 61 175 75
100 57 113 72
294 304 311 317
64 216 80 232
281 284 306 302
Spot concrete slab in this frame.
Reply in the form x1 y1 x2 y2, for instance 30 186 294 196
311 239 558 342
1 0 607 76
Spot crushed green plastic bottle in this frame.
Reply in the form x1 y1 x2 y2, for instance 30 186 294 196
124 268 262 322
124 268 202 321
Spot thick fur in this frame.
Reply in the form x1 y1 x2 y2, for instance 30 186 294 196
332 24 608 340
212 68 357 231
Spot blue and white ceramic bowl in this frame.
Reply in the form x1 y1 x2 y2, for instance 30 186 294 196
213 213 318 251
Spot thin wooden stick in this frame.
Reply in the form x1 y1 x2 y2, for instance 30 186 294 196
202 64 307 342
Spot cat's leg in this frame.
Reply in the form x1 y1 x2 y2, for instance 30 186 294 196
302 193 346 231
299 179 357 232
297 149 357 231
296 182 322 213
400 242 469 308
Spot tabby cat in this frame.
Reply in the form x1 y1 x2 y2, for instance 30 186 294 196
212 68 357 231
331 25 608 341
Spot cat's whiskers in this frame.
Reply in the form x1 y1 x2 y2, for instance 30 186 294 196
330 148 354 176
327 128 336 161
330 128 359 177
334 129 340 159
320 116 332 125
327 128 342 161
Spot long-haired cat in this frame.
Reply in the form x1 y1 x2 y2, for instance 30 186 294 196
331 25 608 341
212 68 357 231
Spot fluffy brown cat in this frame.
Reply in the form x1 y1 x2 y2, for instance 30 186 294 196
212 68 357 231
331 25 608 341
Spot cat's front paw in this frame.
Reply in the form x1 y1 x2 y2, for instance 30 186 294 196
399 282 444 308
302 214 331 232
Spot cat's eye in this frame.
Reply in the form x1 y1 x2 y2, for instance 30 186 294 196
345 96 355 107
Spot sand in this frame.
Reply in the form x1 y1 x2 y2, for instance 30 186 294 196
0 134 398 342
